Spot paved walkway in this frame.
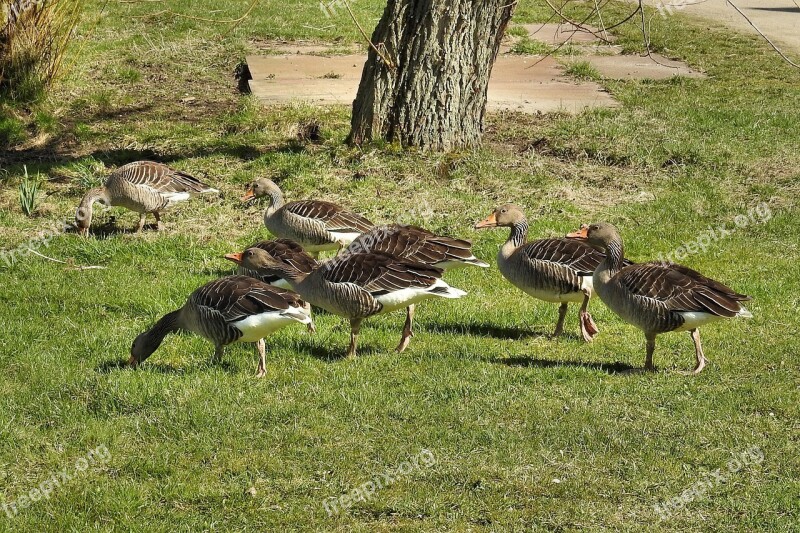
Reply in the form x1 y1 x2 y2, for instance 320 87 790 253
647 0 800 53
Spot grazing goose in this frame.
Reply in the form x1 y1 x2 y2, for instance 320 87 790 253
346 224 489 351
76 161 218 236
130 276 313 377
241 178 374 255
567 222 752 374
234 238 318 332
475 204 618 341
225 247 467 357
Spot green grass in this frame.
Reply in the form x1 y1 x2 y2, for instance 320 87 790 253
564 59 601 81
0 0 799 530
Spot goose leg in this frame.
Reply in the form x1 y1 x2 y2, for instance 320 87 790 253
212 345 224 364
553 303 568 337
304 302 316 333
395 304 415 353
255 338 267 378
135 213 147 233
578 290 598 342
687 328 706 375
154 211 165 231
644 333 656 372
347 318 362 358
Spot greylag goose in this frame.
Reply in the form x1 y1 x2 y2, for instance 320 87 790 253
76 161 218 236
475 204 617 341
567 222 752 374
225 247 467 357
236 239 318 289
345 224 489 351
130 276 313 377
241 178 374 255
233 238 318 332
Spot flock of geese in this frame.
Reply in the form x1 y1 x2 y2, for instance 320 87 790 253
76 160 753 376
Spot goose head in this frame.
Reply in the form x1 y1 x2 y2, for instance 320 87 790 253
474 204 526 229
241 178 282 203
567 222 621 250
129 330 160 367
75 187 107 237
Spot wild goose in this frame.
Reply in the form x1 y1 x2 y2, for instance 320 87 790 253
76 161 218 236
225 247 467 357
475 204 619 341
241 178 374 255
130 276 313 377
345 224 489 351
567 222 752 374
233 238 318 332
236 239 318 290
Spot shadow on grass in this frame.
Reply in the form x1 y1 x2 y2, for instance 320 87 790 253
419 320 581 342
498 357 637 374
96 358 198 375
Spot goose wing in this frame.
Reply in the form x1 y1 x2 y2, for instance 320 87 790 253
614 262 750 317
114 161 217 194
321 252 442 294
190 276 303 324
285 200 374 233
348 224 478 265
519 238 607 275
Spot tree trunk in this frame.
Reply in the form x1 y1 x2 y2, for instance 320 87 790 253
348 0 516 151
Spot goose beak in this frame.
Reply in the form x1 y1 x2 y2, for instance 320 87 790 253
567 225 590 239
128 355 138 368
474 212 497 229
77 226 89 237
240 187 255 202
224 252 244 264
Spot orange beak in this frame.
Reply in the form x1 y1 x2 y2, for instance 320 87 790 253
224 252 244 264
240 187 255 202
474 212 498 229
566 224 590 239
128 355 138 368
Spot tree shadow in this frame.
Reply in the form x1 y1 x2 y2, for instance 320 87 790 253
497 356 637 374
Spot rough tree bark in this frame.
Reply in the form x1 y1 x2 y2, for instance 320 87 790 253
348 0 516 151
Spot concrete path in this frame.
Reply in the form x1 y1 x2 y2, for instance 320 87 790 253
646 0 800 53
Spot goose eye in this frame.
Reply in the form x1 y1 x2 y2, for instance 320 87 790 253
500 208 507 213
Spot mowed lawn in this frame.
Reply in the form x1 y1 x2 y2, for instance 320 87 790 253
0 0 798 530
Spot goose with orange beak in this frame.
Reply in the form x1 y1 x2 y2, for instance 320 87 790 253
566 222 752 374
241 179 374 256
475 204 615 341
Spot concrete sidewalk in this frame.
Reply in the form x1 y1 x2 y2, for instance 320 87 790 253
647 0 800 53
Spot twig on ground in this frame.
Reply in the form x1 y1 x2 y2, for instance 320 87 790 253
725 0 800 69
26 248 107 271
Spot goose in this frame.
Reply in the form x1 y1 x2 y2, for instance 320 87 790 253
76 161 218 236
345 224 489 351
233 238 318 332
475 204 620 341
129 275 313 377
236 239 318 289
241 178 374 256
567 222 752 374
225 247 467 357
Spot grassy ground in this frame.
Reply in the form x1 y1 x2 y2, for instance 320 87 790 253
1 0 799 530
